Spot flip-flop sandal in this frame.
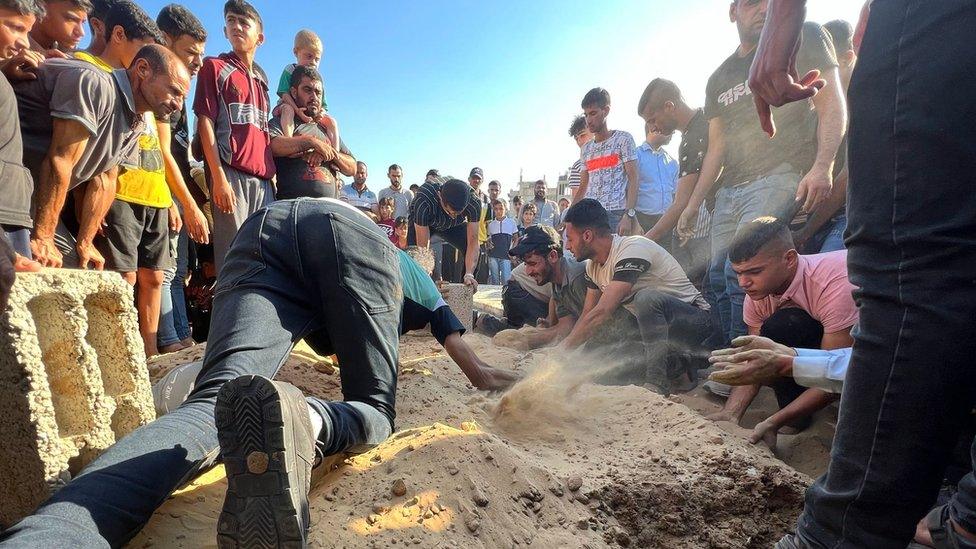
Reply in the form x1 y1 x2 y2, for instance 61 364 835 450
927 504 976 549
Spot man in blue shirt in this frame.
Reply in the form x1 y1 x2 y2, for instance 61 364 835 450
634 124 678 250
340 161 378 214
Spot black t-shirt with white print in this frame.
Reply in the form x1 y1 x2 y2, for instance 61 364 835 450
704 22 837 186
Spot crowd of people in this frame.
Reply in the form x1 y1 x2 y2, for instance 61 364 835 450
0 0 973 548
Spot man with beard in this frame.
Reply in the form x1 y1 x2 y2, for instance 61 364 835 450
269 64 355 200
530 179 559 228
492 225 588 349
560 199 720 394
14 44 190 268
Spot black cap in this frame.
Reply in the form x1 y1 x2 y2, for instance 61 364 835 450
469 167 484 180
426 169 440 178
509 225 561 258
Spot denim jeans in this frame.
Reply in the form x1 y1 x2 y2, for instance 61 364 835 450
487 257 511 285
816 214 846 253
0 199 402 547
791 1 976 547
158 223 191 347
709 170 800 342
1 225 30 257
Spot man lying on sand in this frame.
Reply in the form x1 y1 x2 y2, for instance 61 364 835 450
0 198 516 549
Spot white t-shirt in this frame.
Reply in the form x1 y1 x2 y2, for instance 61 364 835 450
584 235 707 312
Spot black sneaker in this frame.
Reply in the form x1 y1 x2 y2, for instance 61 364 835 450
215 375 316 548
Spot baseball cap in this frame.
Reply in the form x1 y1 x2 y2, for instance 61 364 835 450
426 169 440 178
509 225 561 258
469 167 484 180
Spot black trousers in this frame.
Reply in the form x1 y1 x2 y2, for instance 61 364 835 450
501 280 549 328
408 223 468 282
761 308 824 431
794 1 976 547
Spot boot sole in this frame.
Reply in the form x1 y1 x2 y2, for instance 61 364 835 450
215 375 307 548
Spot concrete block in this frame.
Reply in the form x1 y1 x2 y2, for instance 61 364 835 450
0 270 155 527
441 283 474 332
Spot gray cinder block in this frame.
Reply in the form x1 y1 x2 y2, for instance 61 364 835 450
0 270 155 527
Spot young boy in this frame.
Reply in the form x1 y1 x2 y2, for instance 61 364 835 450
519 202 538 234
394 217 409 250
376 196 398 245
487 199 517 285
194 0 275 273
275 29 339 148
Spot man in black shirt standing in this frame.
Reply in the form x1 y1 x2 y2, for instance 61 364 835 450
675 1 845 345
638 78 714 293
268 65 356 200
408 177 482 288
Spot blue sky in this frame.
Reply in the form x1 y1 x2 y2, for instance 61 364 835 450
102 0 862 194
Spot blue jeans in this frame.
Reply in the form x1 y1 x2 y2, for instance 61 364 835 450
487 257 511 285
0 199 402 547
1 226 30 257
816 213 846 253
709 170 800 342
158 224 191 347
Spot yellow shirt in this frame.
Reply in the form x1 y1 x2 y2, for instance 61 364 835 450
73 50 113 72
73 52 172 208
116 112 172 208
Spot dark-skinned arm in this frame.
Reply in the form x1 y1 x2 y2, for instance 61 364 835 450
157 120 210 244
31 118 90 267
647 171 699 242
442 332 519 390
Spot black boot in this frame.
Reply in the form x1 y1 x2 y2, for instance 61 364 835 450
215 375 316 548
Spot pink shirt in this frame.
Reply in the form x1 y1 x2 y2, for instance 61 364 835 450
744 251 858 334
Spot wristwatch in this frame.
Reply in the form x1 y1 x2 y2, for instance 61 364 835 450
626 208 637 218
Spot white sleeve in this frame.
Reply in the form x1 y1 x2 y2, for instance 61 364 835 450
792 347 852 394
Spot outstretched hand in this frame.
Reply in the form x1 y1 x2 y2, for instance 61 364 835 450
748 0 823 137
708 336 796 386
474 366 521 391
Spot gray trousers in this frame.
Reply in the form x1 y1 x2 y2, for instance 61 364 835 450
210 164 273 274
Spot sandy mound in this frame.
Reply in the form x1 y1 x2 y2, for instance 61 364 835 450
131 334 810 548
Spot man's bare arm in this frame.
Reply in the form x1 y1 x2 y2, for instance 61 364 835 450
414 224 431 249
647 172 699 242
795 165 847 250
157 121 210 244
677 118 725 239
332 150 357 177
31 118 90 267
795 67 847 213
573 170 589 203
75 168 117 270
561 281 632 350
196 115 234 214
463 221 480 285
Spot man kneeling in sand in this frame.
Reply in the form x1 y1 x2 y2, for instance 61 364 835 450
0 199 514 548
491 225 587 350
555 199 722 394
705 217 856 449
